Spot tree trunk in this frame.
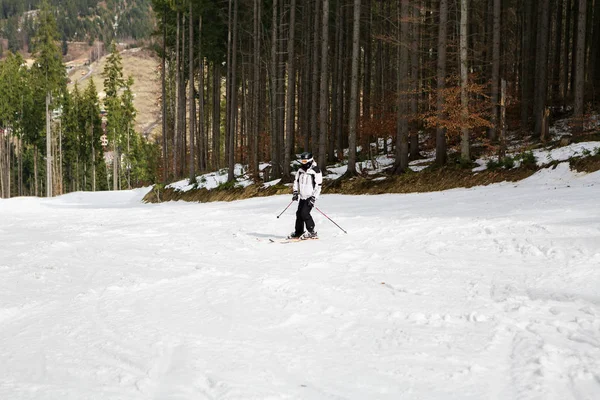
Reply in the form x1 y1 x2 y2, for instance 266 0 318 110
212 62 221 169
90 110 96 191
489 0 500 141
409 0 421 160
251 0 260 181
174 11 180 179
573 0 587 133
347 0 361 175
570 0 579 102
318 0 330 168
591 0 600 99
46 92 52 197
310 0 321 152
328 0 341 162
269 0 280 179
189 3 196 182
161 7 168 181
113 126 118 190
284 0 297 181
552 0 564 101
533 0 551 138
499 79 507 158
436 0 448 166
363 0 372 127
0 128 4 198
331 0 343 159
277 0 286 175
18 136 23 196
394 0 409 173
34 146 39 196
227 0 238 182
521 0 536 130
180 16 187 177
198 15 206 172
460 0 470 161
55 123 61 194
563 0 573 105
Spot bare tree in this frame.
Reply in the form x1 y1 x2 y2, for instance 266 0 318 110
250 0 261 181
394 0 409 173
551 0 564 101
227 0 239 182
563 0 573 106
174 11 180 178
347 0 361 175
198 15 207 172
46 93 52 196
436 0 448 165
269 0 281 179
212 62 221 170
573 0 586 133
189 3 196 182
284 0 298 181
161 7 168 181
409 0 421 160
310 0 322 152
533 0 551 138
521 0 536 130
318 0 330 168
489 0 500 141
460 0 470 160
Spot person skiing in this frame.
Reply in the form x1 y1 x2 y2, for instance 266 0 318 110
289 152 323 240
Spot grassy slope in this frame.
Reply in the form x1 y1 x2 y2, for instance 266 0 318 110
67 45 161 139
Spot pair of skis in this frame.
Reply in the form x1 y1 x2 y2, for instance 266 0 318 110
269 237 319 244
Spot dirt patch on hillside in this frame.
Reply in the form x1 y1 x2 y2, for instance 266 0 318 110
64 42 92 63
72 47 160 138
144 183 290 203
323 167 536 195
570 155 600 173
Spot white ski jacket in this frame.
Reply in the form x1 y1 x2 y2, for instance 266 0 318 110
293 162 323 200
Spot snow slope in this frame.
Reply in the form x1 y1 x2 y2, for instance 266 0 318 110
1 164 599 399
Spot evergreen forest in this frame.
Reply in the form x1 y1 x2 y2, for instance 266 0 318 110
153 0 600 186
1 0 599 199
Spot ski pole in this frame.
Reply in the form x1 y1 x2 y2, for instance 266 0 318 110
315 207 347 234
276 200 294 218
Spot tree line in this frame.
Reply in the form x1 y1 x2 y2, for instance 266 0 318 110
155 0 599 185
0 0 153 55
0 1 158 199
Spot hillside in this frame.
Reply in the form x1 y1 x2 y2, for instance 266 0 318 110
2 154 600 399
0 0 153 51
66 43 161 140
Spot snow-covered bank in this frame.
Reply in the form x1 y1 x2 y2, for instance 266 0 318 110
1 164 599 399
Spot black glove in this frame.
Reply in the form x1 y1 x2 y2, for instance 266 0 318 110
308 196 316 207
292 191 298 201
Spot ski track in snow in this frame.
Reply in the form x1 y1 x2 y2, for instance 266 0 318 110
1 165 600 399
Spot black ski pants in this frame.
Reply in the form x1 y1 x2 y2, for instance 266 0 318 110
295 199 315 234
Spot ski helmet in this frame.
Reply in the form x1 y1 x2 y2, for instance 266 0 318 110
299 152 314 168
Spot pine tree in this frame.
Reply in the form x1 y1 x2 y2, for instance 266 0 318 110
102 42 125 190
82 79 103 191
30 0 66 197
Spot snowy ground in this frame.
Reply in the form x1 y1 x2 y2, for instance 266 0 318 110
167 139 600 192
1 162 600 399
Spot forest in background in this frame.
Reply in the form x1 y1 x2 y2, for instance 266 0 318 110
0 0 153 55
0 1 158 199
154 0 600 185
0 0 599 200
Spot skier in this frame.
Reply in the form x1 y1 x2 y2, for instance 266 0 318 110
288 152 323 240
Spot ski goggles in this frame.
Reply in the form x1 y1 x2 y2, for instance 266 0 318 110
300 158 313 164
